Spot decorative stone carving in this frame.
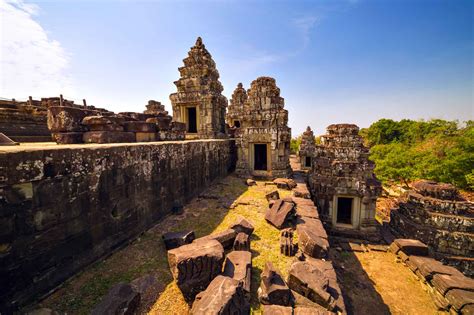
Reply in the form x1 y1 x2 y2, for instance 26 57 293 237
170 37 228 139
258 261 292 306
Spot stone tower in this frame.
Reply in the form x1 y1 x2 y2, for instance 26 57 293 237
226 82 247 128
308 124 381 232
170 37 227 139
299 126 316 170
232 77 291 178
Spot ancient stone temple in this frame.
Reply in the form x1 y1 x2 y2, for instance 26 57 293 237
298 126 316 170
232 77 291 178
388 180 474 275
170 37 228 139
309 124 381 231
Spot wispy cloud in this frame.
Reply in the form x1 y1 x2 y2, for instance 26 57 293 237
0 0 74 99
293 15 319 48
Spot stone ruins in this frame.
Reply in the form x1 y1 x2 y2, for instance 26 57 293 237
230 77 292 178
170 37 228 139
308 124 382 233
1 36 472 315
388 180 474 276
298 126 316 170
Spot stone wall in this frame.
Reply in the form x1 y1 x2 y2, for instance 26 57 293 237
0 140 235 312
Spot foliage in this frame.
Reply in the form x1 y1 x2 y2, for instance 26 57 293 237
361 119 473 190
290 136 302 154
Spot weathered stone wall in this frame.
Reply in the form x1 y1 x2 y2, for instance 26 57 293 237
0 140 235 312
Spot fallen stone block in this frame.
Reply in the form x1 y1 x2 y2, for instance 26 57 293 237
168 239 224 300
124 121 157 132
293 186 311 199
194 229 237 250
47 106 88 133
246 179 256 186
146 116 172 131
52 132 83 144
273 178 297 190
83 131 135 144
368 244 388 252
233 232 250 251
288 261 332 309
258 261 292 306
406 256 434 273
393 239 429 256
223 251 252 296
388 242 400 254
162 230 195 250
417 259 464 280
262 305 292 315
82 116 125 131
398 250 410 263
280 229 297 256
296 218 329 259
190 275 250 315
266 190 280 201
265 199 296 229
445 289 474 312
432 274 474 296
294 202 319 220
91 282 140 315
230 218 254 235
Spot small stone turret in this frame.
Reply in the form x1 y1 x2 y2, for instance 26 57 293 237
299 126 316 170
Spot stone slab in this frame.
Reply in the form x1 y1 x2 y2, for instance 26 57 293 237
394 239 429 256
223 251 252 295
91 282 140 315
258 261 292 306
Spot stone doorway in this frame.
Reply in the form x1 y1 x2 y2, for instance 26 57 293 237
186 107 197 133
305 156 311 168
234 120 241 128
337 197 353 224
254 144 268 171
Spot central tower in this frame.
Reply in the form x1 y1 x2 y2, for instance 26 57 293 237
170 37 228 139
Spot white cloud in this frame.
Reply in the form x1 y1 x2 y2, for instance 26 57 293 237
293 15 319 48
0 0 73 100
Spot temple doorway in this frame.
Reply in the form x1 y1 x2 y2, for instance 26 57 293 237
337 197 353 224
305 156 311 167
254 144 268 171
187 107 197 133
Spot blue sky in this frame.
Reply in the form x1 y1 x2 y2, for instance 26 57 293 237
1 0 472 135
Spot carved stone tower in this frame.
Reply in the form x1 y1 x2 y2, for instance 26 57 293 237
170 37 227 139
231 77 291 178
299 126 316 170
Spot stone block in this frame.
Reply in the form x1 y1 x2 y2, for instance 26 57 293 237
233 232 250 251
162 230 195 250
223 251 252 295
52 132 84 144
293 186 311 199
266 190 280 201
146 116 172 131
230 218 254 235
296 218 329 259
445 289 474 312
406 256 435 273
394 239 429 256
265 199 296 229
167 239 224 300
47 106 88 132
124 121 157 133
91 282 140 315
262 305 292 315
83 131 135 144
294 306 334 315
258 262 292 306
432 274 474 296
273 178 297 190
135 132 156 142
194 229 237 250
190 275 250 315
246 179 256 186
417 259 464 280
288 261 332 309
280 229 297 256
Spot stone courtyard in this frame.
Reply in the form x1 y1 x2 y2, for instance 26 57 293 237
31 169 442 315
